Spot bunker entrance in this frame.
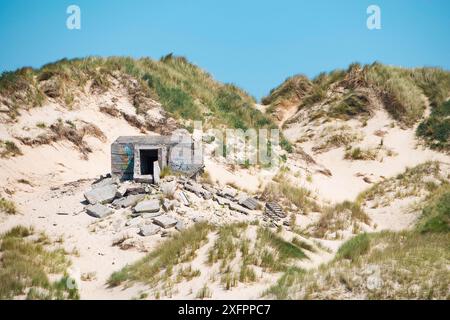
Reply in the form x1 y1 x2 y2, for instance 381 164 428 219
139 149 159 175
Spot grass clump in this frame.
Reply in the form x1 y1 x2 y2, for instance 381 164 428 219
108 222 212 287
416 184 450 234
0 197 18 215
417 100 450 151
0 140 22 158
0 226 78 299
344 147 378 161
335 233 370 261
313 201 370 239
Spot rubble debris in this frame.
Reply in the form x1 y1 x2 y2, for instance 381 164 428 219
153 215 178 229
86 203 114 218
125 216 143 227
218 186 238 200
139 224 161 236
134 199 160 213
214 195 231 206
84 184 117 205
112 194 145 208
184 182 212 199
264 202 286 219
228 202 251 215
142 211 163 219
175 220 185 231
238 196 259 210
177 191 190 206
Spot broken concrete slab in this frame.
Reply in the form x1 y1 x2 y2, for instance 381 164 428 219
112 194 146 208
239 197 259 210
139 224 161 236
84 184 117 205
218 187 237 199
86 203 114 218
177 191 190 206
228 202 251 215
153 215 178 229
175 220 185 231
134 199 160 213
141 211 163 219
184 183 212 199
125 216 144 227
214 195 231 206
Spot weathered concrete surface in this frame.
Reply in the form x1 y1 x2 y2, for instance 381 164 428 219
86 203 114 218
112 194 145 208
153 215 178 229
84 184 117 204
139 224 161 236
134 199 160 213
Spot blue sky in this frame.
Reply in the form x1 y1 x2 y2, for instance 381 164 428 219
0 0 449 99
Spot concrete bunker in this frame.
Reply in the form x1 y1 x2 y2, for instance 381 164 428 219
111 135 202 183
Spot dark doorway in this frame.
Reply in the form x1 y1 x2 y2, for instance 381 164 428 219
139 149 159 175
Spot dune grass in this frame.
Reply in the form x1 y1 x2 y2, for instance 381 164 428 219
0 226 78 299
108 222 212 287
0 140 22 158
417 100 450 152
0 197 18 215
416 184 450 234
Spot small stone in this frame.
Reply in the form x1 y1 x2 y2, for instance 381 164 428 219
141 211 163 219
125 217 143 227
86 203 114 218
112 194 145 208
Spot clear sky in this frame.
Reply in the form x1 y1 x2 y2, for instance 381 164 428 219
0 0 449 99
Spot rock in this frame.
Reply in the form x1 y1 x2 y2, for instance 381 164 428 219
125 185 147 195
112 194 145 208
92 177 116 189
115 185 128 198
86 203 114 218
142 211 163 219
84 184 117 205
126 217 143 227
214 195 231 206
175 220 185 231
219 187 237 199
184 183 212 199
112 228 140 245
153 215 178 229
177 191 190 206
238 196 259 210
139 224 161 236
161 180 177 197
162 198 172 212
134 199 160 213
228 202 251 215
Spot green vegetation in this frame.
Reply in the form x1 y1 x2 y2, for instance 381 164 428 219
265 62 450 128
0 55 275 132
329 90 371 120
0 140 22 158
417 184 450 234
313 201 369 238
335 233 370 261
344 147 378 161
417 100 450 151
108 222 212 287
0 226 78 299
0 197 17 215
267 230 450 299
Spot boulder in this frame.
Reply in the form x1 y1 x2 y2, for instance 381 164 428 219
153 215 178 229
134 199 160 213
112 194 145 208
160 180 177 197
139 224 161 236
184 182 212 199
84 184 117 205
86 203 114 218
